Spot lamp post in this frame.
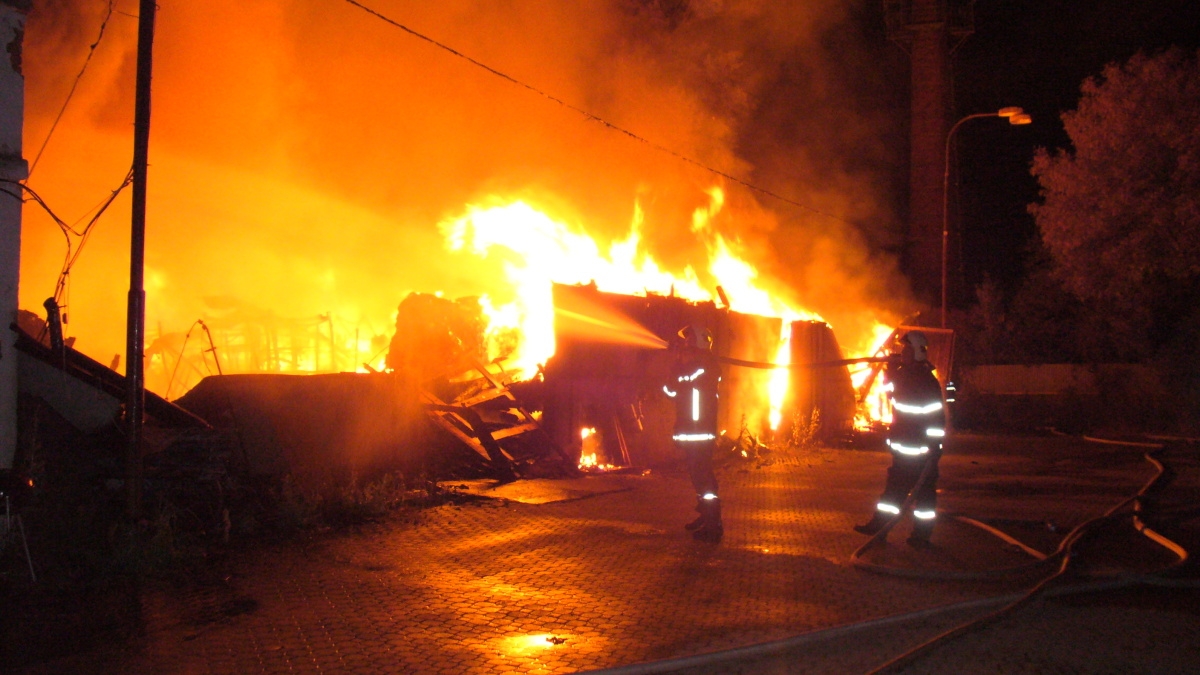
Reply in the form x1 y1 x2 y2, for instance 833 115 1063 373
941 107 1031 328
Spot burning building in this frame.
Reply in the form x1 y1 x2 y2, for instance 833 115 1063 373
9 0 934 486
542 282 866 469
165 278 885 485
17 1 911 398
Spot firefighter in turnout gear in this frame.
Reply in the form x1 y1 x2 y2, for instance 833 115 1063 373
854 330 946 547
664 325 723 543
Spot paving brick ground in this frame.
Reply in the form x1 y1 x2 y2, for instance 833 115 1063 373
13 434 1200 674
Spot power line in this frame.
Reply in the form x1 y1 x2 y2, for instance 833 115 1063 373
28 0 117 178
54 169 135 304
0 179 74 234
340 0 854 227
1 170 134 309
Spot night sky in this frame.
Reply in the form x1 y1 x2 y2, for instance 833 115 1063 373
948 0 1200 298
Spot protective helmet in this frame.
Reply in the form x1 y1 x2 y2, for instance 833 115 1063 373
900 330 929 361
678 325 714 351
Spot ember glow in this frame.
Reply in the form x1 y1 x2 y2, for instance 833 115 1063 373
578 427 615 470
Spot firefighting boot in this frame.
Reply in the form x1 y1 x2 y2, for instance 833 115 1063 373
907 519 934 549
692 498 723 543
853 512 890 537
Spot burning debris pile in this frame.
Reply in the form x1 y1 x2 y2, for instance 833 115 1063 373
14 0 921 495
17 274 903 503
386 293 490 381
386 292 577 480
166 292 568 488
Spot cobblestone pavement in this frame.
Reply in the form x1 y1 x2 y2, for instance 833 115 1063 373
17 434 1200 674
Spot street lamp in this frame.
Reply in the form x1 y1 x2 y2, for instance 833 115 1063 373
941 107 1031 328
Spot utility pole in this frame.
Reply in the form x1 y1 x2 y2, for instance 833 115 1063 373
126 0 157 519
0 1 28 473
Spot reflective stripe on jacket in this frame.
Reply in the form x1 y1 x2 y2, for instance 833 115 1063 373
886 359 945 452
665 358 720 442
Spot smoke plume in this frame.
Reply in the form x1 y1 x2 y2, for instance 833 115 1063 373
20 0 912 391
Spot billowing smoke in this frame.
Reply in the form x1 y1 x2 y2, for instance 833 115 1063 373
19 0 912 391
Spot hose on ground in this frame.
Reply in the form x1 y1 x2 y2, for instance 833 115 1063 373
579 578 1176 675
861 436 1192 675
847 448 1057 581
581 436 1196 675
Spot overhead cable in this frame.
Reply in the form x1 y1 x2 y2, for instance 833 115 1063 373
0 179 74 234
1 170 134 309
339 0 854 226
54 169 135 304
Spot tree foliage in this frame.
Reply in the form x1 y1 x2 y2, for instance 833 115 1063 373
1030 47 1200 353
958 251 1114 365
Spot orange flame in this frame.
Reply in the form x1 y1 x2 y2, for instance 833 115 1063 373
442 189 817 377
18 0 911 418
438 189 907 433
851 322 898 430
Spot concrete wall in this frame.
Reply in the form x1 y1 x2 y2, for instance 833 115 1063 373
0 2 28 469
954 364 1174 433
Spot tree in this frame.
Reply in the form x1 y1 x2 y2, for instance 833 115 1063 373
1030 47 1200 356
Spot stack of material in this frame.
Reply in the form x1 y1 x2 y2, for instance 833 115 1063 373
422 359 577 481
385 293 488 382
387 293 574 480
176 293 572 484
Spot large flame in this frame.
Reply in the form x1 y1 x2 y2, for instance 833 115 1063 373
443 192 807 349
18 1 912 410
441 198 709 374
439 188 844 430
850 322 899 430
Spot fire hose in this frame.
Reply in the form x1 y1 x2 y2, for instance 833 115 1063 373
717 355 889 370
582 436 1198 675
857 436 1195 675
848 448 1057 582
722 348 1199 669
717 354 1189 578
647 356 1197 671
714 356 1192 579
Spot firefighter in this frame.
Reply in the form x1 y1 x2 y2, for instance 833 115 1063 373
663 325 723 542
854 330 946 547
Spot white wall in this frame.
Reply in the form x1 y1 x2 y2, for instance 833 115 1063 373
0 2 28 469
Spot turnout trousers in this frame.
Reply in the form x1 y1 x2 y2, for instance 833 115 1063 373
879 452 939 515
679 439 718 498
